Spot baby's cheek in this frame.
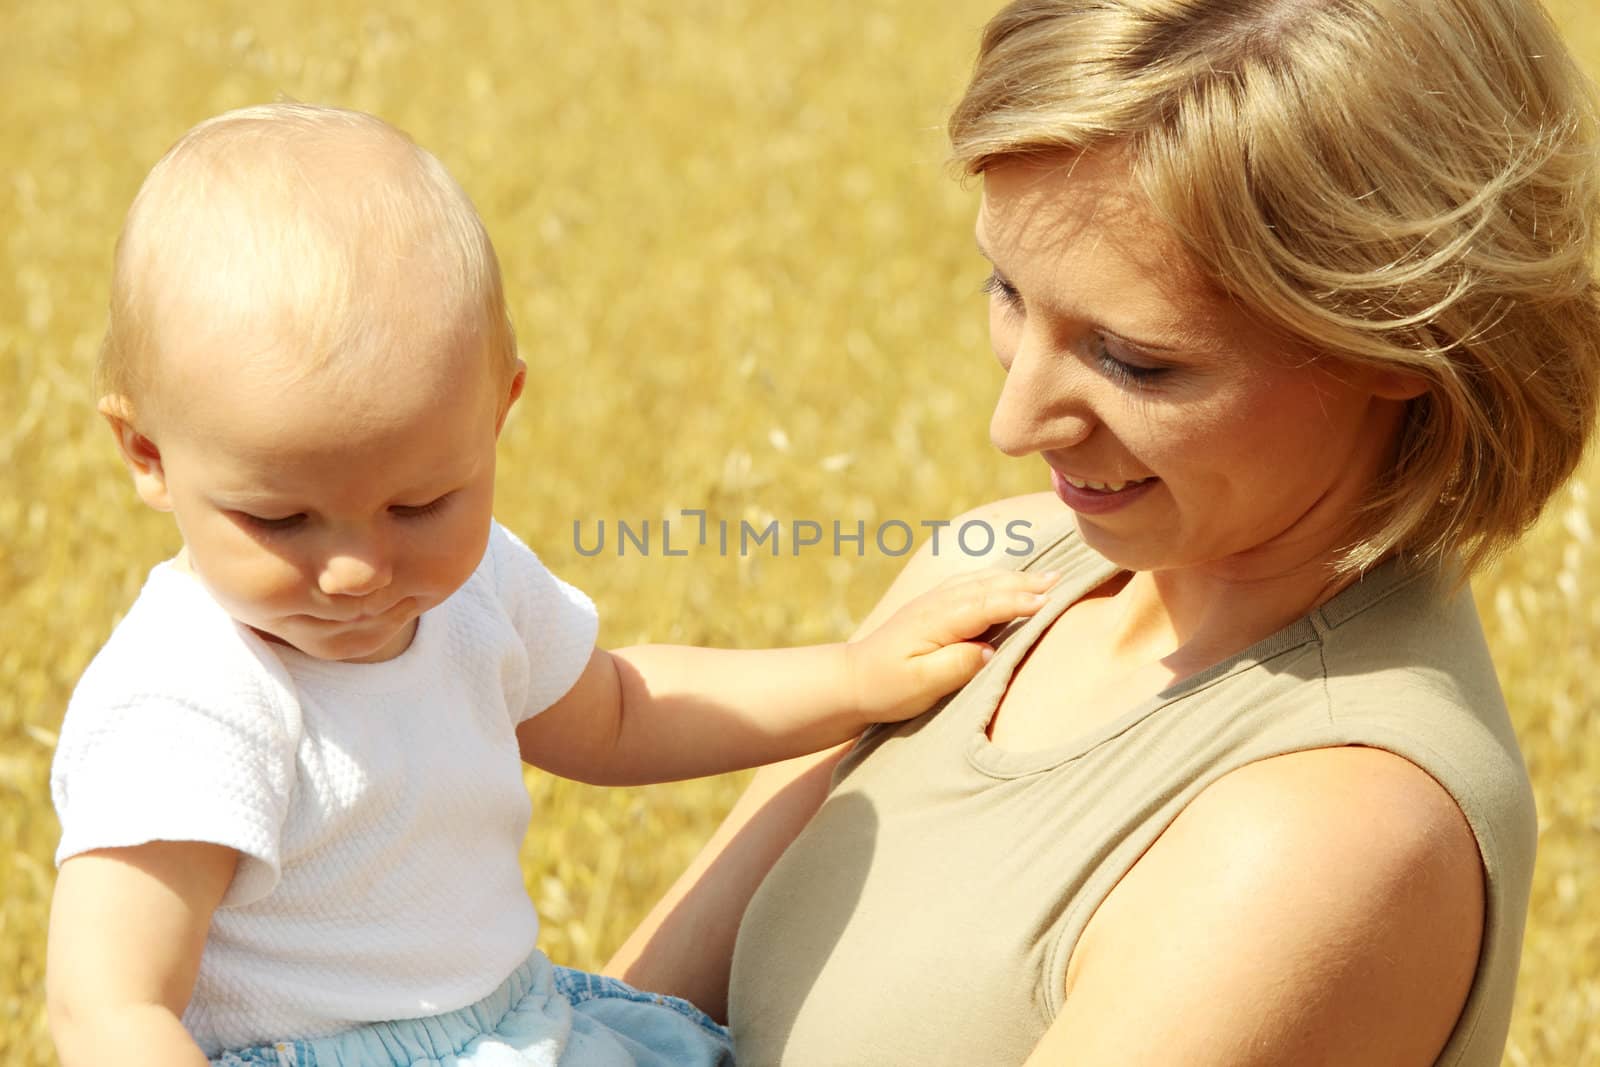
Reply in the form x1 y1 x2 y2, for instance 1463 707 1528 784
239 558 311 608
202 535 312 613
422 537 487 601
427 507 495 583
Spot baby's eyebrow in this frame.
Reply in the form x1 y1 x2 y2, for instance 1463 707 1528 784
207 491 303 510
208 476 468 510
206 484 290 500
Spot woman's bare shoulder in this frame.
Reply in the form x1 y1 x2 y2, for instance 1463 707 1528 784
953 491 1068 541
1041 746 1483 1065
851 492 1068 635
915 491 1068 579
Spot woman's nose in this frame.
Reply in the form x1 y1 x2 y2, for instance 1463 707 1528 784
988 335 1096 458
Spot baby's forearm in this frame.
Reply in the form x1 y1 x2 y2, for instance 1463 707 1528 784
600 643 865 784
521 570 1045 785
53 1003 212 1067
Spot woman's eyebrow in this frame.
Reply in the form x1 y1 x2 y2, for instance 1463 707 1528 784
1104 328 1185 355
974 235 1198 356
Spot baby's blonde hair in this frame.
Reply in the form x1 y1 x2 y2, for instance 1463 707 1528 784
98 102 517 414
951 0 1600 576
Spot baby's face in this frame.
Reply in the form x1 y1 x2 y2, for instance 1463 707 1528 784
140 333 519 663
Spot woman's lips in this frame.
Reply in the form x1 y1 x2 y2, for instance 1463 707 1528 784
1057 472 1155 493
1050 467 1159 515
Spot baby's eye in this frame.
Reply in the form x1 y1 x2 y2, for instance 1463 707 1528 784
392 493 453 520
238 512 306 533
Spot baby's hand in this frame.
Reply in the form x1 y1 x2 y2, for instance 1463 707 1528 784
845 569 1058 723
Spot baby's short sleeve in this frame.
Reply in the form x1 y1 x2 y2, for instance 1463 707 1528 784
50 573 300 907
485 523 600 722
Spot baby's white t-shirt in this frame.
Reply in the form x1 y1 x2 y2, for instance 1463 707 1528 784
51 523 599 1056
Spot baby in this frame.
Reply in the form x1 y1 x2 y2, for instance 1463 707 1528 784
44 103 1051 1067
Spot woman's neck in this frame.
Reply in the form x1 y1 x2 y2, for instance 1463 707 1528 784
1104 556 1360 682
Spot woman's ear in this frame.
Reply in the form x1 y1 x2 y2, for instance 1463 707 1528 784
1332 358 1433 402
495 360 527 436
98 395 173 512
1367 367 1432 401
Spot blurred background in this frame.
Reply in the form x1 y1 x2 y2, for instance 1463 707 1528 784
2 2 1596 1064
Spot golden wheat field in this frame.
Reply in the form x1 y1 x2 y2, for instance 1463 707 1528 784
3 1 1599 1064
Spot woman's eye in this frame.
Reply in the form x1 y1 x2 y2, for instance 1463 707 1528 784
1093 334 1170 388
392 494 453 520
982 270 1024 311
238 512 306 533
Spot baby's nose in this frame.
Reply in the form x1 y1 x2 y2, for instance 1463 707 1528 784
318 553 392 598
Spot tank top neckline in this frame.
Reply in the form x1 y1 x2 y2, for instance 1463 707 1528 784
958 517 1423 779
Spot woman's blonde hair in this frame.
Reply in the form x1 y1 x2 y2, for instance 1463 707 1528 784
98 102 518 414
951 0 1600 575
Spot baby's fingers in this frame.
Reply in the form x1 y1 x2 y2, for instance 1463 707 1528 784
911 570 1059 646
908 640 999 699
850 569 1061 723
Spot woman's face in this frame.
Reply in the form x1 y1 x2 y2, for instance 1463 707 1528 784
977 151 1416 581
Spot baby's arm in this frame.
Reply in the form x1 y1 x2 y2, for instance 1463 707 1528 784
48 840 238 1067
517 569 1053 785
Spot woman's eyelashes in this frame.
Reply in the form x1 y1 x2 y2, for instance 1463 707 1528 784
982 269 1023 311
983 269 1171 388
1092 335 1170 388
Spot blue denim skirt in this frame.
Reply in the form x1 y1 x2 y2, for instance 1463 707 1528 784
212 951 733 1066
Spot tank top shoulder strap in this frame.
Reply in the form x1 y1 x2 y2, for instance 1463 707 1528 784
1008 508 1086 574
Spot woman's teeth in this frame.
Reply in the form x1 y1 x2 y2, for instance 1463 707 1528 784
1063 474 1153 493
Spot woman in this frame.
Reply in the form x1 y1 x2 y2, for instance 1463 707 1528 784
609 1 1600 1064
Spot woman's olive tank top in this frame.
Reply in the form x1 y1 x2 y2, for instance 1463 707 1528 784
730 514 1536 1066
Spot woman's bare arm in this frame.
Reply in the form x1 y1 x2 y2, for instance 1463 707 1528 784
604 492 1067 1020
1024 746 1485 1066
602 743 851 1018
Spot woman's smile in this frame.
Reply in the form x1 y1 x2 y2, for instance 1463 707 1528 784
1049 467 1160 514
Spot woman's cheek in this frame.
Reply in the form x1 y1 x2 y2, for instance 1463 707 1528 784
989 308 1020 370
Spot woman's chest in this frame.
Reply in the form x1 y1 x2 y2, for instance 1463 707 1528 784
731 766 1093 1065
985 603 1175 752
732 644 1327 1065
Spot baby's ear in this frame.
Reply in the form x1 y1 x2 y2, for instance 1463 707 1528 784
98 395 172 512
495 359 527 436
